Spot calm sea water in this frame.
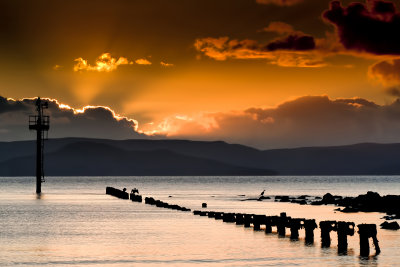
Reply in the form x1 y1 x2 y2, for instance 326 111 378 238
0 176 399 266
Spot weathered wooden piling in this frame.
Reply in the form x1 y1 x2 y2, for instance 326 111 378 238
106 187 129 199
337 221 354 253
207 211 216 218
223 213 235 222
319 221 337 247
357 224 381 256
130 189 143 202
215 212 224 220
288 218 304 240
277 212 288 236
304 219 317 244
253 215 266 231
253 216 261 230
145 197 156 205
265 216 273 233
155 200 164 207
243 214 252 227
235 213 244 225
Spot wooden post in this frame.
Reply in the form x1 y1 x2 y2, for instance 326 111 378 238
244 214 252 227
358 224 381 257
319 221 337 247
277 212 287 237
337 221 354 254
289 218 304 240
265 216 272 233
304 219 317 244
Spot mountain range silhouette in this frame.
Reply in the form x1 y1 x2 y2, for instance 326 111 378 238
1 138 400 176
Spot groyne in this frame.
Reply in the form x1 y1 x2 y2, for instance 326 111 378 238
106 187 385 257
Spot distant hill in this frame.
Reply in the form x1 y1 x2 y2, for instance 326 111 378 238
0 140 275 176
1 138 400 175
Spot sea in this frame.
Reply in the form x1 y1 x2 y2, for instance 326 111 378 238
0 176 399 266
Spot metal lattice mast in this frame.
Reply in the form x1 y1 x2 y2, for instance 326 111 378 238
29 97 49 194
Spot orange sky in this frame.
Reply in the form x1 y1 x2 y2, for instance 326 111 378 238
2 0 400 148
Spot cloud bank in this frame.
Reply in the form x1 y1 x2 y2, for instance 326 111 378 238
0 96 144 141
147 95 400 149
5 95 400 149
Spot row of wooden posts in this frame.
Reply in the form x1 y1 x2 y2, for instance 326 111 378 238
192 210 380 257
106 187 381 257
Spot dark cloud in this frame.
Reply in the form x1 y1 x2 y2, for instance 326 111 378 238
0 97 30 114
0 96 145 141
369 59 400 86
385 87 400 97
195 32 323 67
266 34 315 51
323 0 400 55
160 96 400 149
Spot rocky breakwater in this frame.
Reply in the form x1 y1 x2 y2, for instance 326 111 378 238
310 191 399 230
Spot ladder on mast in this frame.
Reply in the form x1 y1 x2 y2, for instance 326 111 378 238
29 97 50 194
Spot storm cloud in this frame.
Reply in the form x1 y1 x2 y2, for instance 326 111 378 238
323 0 400 55
0 96 145 141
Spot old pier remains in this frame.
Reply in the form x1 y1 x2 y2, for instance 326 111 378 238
106 187 383 257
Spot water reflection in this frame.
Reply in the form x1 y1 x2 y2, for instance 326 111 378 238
0 176 398 266
359 255 379 266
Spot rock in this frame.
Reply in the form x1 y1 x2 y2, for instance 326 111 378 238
279 196 290 202
382 215 396 220
311 201 323 205
341 206 359 213
291 199 307 205
298 195 310 199
380 221 400 230
322 193 335 204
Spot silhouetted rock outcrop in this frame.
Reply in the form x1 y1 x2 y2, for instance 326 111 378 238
380 221 400 230
309 191 400 217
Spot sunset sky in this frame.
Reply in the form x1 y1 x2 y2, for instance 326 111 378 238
2 0 400 148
